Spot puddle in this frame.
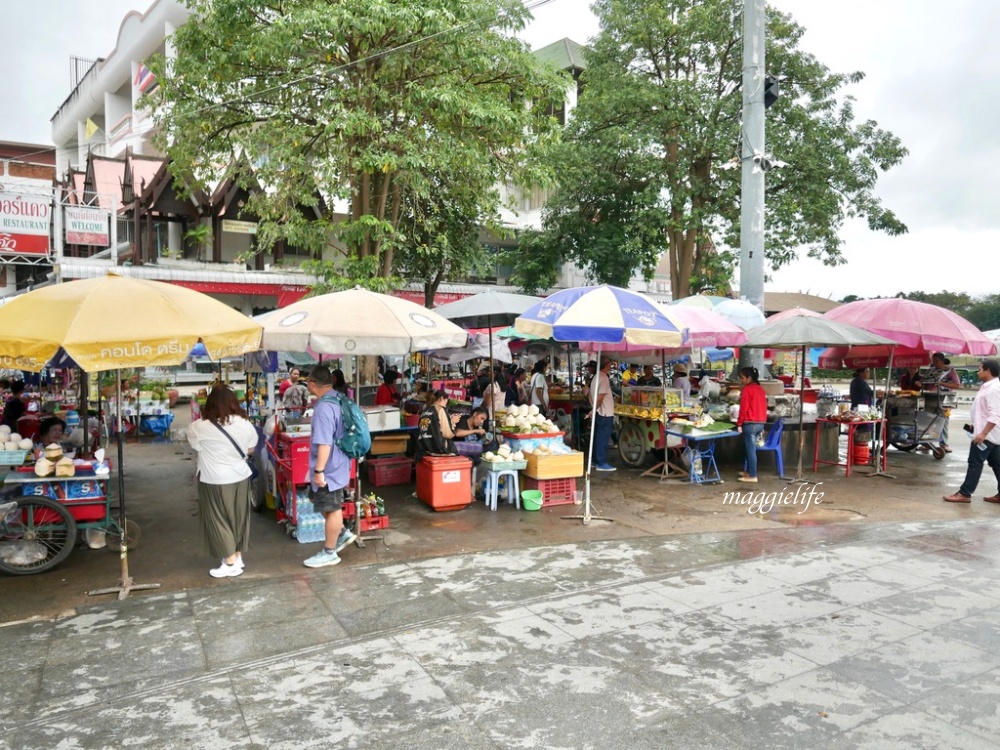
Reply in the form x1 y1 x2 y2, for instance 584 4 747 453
762 507 866 526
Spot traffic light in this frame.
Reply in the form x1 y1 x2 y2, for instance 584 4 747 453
764 75 779 108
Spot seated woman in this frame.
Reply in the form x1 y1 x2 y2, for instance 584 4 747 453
374 370 402 407
34 417 67 451
415 390 458 461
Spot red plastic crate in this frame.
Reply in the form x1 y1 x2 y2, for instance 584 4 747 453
366 456 412 486
522 476 577 506
361 515 389 532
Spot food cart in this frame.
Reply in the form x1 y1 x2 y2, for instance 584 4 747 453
0 455 134 575
615 386 698 467
885 388 952 459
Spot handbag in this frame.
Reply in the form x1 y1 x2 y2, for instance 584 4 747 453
213 422 259 480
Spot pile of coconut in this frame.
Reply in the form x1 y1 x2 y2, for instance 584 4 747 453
482 443 525 464
500 404 558 434
35 442 75 478
0 425 33 456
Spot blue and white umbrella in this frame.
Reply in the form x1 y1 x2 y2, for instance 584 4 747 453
515 285 687 347
515 285 687 524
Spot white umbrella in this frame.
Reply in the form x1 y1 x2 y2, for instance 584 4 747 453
428 332 512 366
256 287 467 354
713 298 766 332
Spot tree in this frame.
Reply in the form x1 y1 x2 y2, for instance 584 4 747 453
151 0 564 282
513 0 907 297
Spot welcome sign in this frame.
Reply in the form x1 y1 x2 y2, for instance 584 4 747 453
65 206 110 247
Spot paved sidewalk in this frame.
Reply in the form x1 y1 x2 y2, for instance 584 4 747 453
3 518 999 749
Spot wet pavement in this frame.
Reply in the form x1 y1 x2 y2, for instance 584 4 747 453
2 518 1000 749
1 402 1000 748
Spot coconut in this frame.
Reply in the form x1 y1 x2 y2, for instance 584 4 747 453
528 405 540 416
4 441 19 451
55 457 76 477
17 438 33 451
512 451 524 461
517 404 529 417
0 425 10 437
483 451 496 461
9 432 21 444
504 415 517 427
44 443 63 460
34 457 54 477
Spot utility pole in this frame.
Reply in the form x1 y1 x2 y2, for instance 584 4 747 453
739 0 766 376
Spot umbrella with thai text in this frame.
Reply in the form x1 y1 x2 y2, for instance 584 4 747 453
516 285 687 524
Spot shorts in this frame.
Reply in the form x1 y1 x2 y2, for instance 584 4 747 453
309 486 345 514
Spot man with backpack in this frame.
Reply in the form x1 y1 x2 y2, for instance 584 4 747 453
303 365 357 568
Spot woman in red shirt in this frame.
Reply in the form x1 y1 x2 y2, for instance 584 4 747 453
374 370 401 407
737 366 768 483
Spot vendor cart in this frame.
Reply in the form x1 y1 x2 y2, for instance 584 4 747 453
615 386 697 467
885 390 951 459
0 461 136 575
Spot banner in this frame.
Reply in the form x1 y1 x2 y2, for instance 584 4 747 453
0 191 51 255
65 206 110 247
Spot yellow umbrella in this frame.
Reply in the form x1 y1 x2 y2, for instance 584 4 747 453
0 274 262 372
0 273 262 599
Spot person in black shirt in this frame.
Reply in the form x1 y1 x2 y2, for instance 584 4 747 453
635 365 662 387
849 368 874 410
0 381 26 430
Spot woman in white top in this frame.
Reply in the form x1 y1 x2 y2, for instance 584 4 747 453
529 360 549 414
186 386 259 578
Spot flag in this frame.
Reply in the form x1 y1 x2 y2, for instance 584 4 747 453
134 63 157 94
85 118 99 141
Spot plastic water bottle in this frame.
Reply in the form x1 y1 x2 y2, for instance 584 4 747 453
693 456 703 475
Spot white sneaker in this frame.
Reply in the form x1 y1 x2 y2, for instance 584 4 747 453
335 527 357 553
303 548 341 568
210 561 244 578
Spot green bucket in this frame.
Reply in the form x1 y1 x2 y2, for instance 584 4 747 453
521 490 543 511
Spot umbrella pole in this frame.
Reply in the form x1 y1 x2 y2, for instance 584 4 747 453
868 346 896 480
352 356 383 548
563 348 613 525
89 368 161 600
791 345 815 484
487 315 494 427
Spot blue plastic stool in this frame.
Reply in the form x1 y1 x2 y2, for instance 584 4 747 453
484 469 521 512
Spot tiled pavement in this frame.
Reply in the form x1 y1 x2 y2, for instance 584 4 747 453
2 519 1000 749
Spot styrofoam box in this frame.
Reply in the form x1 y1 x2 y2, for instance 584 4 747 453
363 407 401 432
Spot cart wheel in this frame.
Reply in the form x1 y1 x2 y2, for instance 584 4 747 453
618 422 647 467
0 497 77 576
105 519 141 552
932 447 946 460
889 440 917 452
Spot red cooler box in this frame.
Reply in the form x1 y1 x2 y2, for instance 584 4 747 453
416 455 472 512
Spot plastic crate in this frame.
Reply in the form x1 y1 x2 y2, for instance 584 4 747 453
367 456 412 486
361 515 389 532
522 476 577 506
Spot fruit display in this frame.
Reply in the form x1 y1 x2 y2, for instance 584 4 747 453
498 404 559 434
482 444 526 463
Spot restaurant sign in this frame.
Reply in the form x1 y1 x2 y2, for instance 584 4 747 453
0 191 51 255
65 206 110 247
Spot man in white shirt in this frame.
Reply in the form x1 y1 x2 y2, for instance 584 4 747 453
943 359 1000 503
587 358 617 472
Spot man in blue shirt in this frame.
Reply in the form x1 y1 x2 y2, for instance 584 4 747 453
303 365 356 568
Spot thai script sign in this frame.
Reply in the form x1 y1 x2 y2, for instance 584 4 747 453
65 206 109 247
0 191 51 254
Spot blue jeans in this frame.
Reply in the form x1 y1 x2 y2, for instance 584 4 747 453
742 422 765 477
959 440 1000 497
593 414 614 467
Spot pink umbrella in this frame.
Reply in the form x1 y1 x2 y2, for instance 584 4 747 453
767 307 821 322
825 299 997 355
818 345 931 369
582 304 747 355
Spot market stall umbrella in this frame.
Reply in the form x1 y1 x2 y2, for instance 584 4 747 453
0 273 264 598
256 287 467 354
432 291 543 417
767 307 822 322
670 294 725 310
427 332 513 366
741 312 895 482
818 345 931 370
824 298 997 355
516 285 687 524
713 298 767 332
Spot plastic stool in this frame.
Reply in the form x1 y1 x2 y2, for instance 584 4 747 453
484 469 520 512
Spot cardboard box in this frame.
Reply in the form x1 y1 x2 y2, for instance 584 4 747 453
524 451 584 479
370 435 409 456
363 407 401 432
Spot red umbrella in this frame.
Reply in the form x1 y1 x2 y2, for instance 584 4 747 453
818 345 932 369
825 299 997 355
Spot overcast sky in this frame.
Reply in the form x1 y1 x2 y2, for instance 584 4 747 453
3 0 997 302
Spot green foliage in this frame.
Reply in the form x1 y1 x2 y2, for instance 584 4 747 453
302 256 401 295
520 0 907 298
152 0 565 282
